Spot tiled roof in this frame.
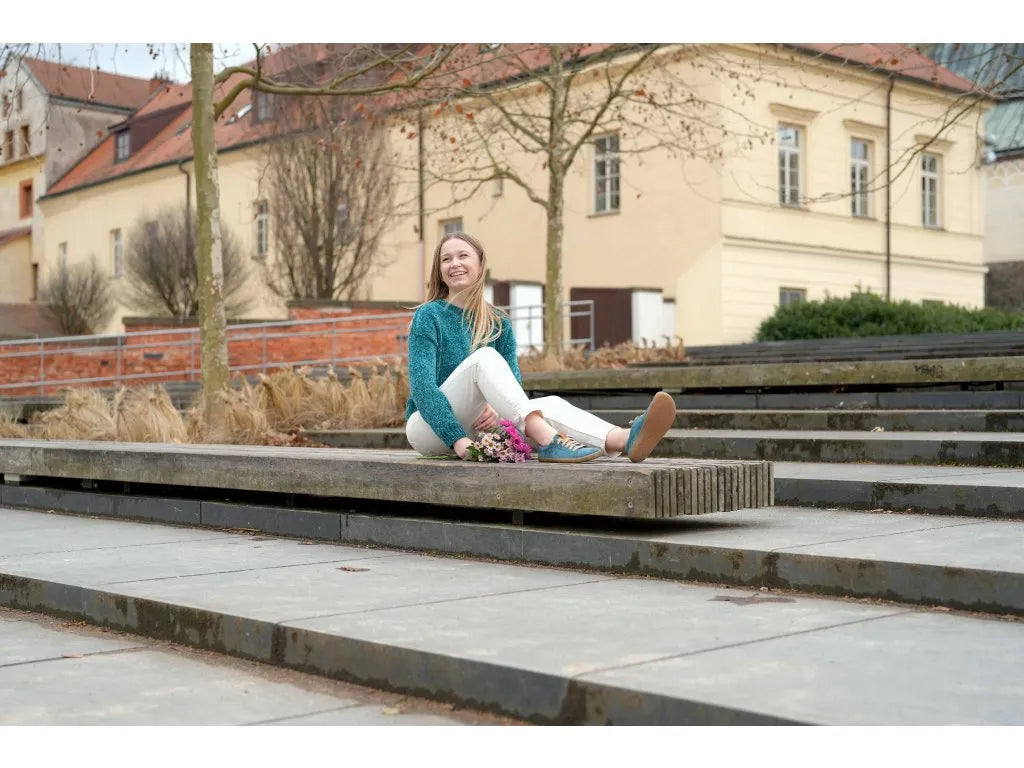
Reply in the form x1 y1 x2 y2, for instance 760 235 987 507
45 75 275 197
0 225 31 248
21 56 158 111
0 302 62 340
788 44 983 94
44 44 401 198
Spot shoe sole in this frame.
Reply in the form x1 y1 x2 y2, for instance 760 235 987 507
627 391 675 463
538 450 603 464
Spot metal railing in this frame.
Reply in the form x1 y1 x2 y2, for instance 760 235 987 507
0 300 594 397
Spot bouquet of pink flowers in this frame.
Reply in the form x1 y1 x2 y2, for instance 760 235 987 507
463 419 533 463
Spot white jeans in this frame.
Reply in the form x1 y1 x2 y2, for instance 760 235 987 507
405 347 619 456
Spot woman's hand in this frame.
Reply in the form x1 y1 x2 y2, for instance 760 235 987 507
454 437 473 459
473 404 499 433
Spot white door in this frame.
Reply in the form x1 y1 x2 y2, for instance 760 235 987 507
509 283 544 353
631 289 663 345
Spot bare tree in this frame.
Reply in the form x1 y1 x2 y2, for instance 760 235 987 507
406 44 771 356
188 42 457 427
39 258 115 336
121 205 251 318
261 97 394 300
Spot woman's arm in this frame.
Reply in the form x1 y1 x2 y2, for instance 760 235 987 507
407 309 469 448
494 315 522 386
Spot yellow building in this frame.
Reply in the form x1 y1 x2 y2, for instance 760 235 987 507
0 55 161 333
37 44 993 345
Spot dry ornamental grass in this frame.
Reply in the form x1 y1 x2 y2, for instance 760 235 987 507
1 341 681 445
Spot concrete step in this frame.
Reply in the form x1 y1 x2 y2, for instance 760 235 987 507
2 506 1022 724
306 427 1024 467
773 462 1024 520
562 389 1024 411
593 409 1024 432
3 477 1022 616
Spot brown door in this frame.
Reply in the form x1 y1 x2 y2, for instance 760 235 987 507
569 287 632 348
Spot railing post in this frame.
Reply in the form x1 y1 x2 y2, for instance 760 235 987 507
331 320 337 367
190 331 196 381
262 330 268 374
589 300 595 352
116 340 123 388
38 340 44 397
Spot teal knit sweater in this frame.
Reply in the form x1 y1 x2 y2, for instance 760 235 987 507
405 299 521 448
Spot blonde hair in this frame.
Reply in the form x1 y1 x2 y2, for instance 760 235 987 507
424 232 506 351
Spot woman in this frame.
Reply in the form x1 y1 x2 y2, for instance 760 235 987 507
405 232 675 463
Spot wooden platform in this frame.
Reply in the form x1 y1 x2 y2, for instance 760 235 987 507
0 440 772 519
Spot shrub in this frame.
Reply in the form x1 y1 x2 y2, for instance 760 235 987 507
755 290 1024 341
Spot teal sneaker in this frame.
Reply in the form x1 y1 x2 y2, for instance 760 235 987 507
624 391 675 463
538 434 602 463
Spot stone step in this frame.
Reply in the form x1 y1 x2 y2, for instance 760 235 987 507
0 440 771 519
2 506 1022 724
593 409 1024 432
3 475 1021 617
561 389 1024 411
306 428 1024 467
773 462 1024 520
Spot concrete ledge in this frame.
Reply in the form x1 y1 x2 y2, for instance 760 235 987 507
0 440 772 519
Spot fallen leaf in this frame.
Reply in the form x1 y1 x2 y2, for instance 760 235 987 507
381 707 402 715
338 566 370 572
62 653 85 659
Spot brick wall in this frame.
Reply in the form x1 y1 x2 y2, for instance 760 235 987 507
0 303 414 397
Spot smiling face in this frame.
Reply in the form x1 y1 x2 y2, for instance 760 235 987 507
438 237 483 296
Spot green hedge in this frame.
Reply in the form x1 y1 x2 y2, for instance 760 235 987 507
755 291 1024 341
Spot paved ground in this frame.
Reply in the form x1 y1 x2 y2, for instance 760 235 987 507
0 605 522 725
2 504 1022 724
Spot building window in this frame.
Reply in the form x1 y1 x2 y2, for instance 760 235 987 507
255 200 269 259
779 287 806 306
15 89 23 112
850 139 871 217
110 229 123 277
1 96 9 118
254 92 276 123
57 242 68 273
19 125 29 156
334 203 349 235
19 180 33 218
921 153 940 228
31 264 39 301
115 131 131 162
3 130 13 161
778 124 801 207
593 134 620 213
440 217 463 237
493 176 504 197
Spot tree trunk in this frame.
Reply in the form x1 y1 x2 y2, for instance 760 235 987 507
190 44 230 424
544 166 565 358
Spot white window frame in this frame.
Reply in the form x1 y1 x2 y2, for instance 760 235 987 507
57 242 68 274
115 131 130 162
850 138 871 218
779 286 806 306
110 229 123 278
440 217 463 237
255 200 269 260
593 134 620 214
921 152 940 228
778 124 802 207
